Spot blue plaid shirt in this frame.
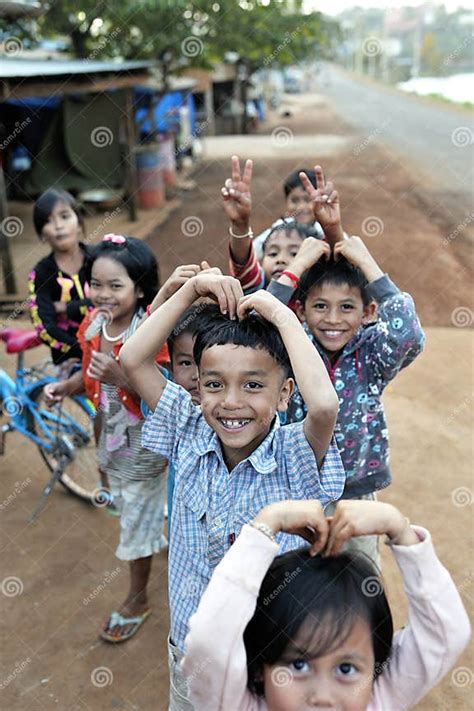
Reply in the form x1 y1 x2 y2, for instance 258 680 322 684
142 380 345 652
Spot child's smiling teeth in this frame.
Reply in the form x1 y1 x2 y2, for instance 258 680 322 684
219 418 251 430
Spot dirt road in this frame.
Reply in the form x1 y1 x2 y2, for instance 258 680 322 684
1 89 472 710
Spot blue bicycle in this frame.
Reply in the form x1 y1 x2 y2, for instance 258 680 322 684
0 327 97 519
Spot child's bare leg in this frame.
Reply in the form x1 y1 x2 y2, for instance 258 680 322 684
106 556 152 636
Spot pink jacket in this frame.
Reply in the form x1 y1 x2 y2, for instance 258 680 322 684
183 525 470 711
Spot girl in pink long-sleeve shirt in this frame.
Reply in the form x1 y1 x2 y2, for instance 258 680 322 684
183 499 470 711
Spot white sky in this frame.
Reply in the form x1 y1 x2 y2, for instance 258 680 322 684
303 1 469 16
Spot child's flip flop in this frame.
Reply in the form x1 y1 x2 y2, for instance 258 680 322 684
99 609 151 643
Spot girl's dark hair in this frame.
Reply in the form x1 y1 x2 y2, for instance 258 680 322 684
283 168 317 197
298 257 370 307
33 189 85 237
88 237 160 310
244 547 393 696
193 304 292 379
262 218 322 254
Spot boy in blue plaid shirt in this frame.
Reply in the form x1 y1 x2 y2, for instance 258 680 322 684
120 272 345 710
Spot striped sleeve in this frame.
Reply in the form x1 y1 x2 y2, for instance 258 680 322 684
229 243 265 294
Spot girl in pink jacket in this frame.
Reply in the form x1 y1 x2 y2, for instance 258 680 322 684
183 499 470 710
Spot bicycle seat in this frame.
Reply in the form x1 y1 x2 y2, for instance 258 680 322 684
0 328 42 353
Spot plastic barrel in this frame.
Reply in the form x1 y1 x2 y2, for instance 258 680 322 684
159 135 177 186
136 145 165 209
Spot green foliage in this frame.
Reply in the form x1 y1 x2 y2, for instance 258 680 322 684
36 0 339 68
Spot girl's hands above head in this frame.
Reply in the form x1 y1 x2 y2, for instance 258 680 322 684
299 165 341 231
87 351 128 388
324 500 419 556
191 273 243 320
221 155 253 230
288 236 331 277
160 264 202 302
253 500 329 556
237 290 298 329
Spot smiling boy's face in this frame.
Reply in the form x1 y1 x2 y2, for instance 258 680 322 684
198 344 293 469
298 282 375 359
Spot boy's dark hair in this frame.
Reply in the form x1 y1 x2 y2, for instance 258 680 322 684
244 547 393 696
298 258 370 307
262 218 322 254
283 168 317 197
88 236 160 310
33 189 85 237
193 304 292 378
167 304 207 362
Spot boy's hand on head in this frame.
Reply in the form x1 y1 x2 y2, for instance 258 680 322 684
254 499 329 556
237 289 297 329
334 236 384 282
221 155 253 230
288 236 331 278
324 500 419 556
161 264 202 301
299 165 344 243
192 273 243 320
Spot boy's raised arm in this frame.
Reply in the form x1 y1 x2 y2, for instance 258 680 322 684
120 274 243 412
222 155 253 265
237 290 339 467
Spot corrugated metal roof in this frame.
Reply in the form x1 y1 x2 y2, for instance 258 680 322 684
0 58 156 79
0 1 43 18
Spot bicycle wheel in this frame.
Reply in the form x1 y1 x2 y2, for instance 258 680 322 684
28 385 98 503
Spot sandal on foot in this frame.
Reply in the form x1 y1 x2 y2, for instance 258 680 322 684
100 609 151 643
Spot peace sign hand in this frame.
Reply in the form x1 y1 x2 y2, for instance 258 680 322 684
299 165 343 244
221 155 253 230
